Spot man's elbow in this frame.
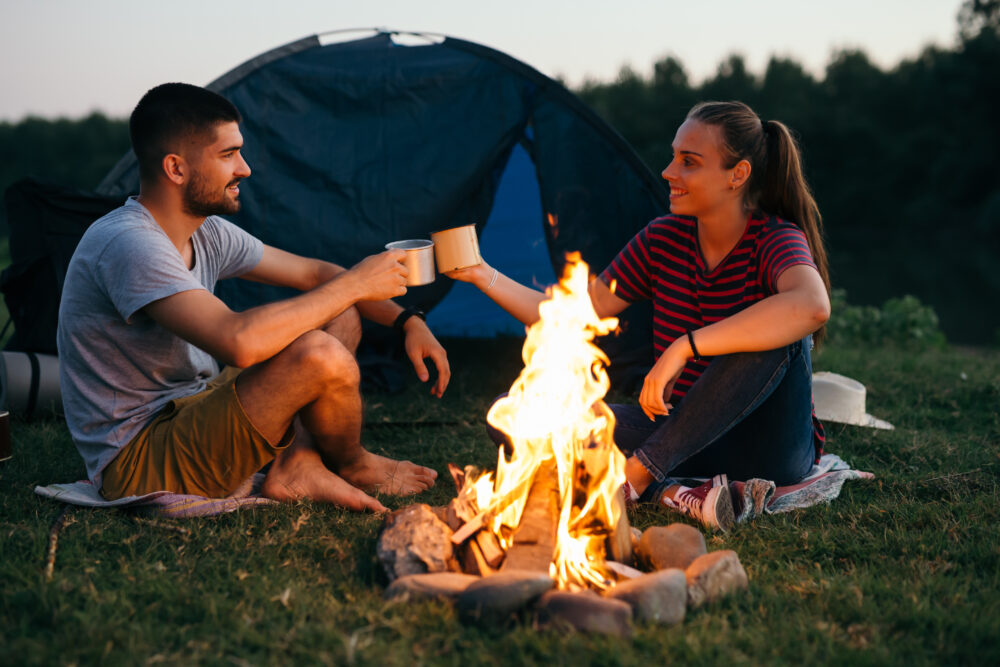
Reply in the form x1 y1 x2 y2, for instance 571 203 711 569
222 331 260 369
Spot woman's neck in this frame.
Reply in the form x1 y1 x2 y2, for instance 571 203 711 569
696 203 750 270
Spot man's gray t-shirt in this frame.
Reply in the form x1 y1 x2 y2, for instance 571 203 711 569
57 197 263 487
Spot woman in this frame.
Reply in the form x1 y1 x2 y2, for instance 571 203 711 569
448 101 830 532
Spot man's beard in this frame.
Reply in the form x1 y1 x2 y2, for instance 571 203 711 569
182 172 241 217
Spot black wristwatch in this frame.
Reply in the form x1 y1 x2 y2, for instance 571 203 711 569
393 306 426 332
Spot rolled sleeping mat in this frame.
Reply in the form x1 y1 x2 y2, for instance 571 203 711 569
1 351 62 418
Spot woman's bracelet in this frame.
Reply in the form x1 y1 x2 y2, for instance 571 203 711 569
484 267 499 291
686 329 702 361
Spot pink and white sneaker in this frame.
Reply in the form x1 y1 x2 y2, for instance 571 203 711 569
660 474 735 532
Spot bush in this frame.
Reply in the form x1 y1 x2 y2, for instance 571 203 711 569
826 288 947 348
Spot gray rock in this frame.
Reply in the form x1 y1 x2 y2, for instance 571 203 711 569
384 572 481 603
605 568 687 625
636 524 707 571
685 550 749 608
456 570 555 624
536 590 633 637
376 503 457 581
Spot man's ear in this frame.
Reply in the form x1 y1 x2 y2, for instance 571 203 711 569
730 159 751 190
161 153 187 185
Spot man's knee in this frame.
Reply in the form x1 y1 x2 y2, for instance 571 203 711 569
324 306 362 354
286 330 361 389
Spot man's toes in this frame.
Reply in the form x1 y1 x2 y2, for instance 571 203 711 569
363 495 389 513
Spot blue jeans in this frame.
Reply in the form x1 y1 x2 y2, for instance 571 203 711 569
612 338 817 486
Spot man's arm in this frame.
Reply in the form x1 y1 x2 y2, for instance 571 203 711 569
149 244 451 395
242 245 411 328
144 249 408 368
247 245 450 395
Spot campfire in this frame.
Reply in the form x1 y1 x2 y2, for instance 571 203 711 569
376 254 748 633
447 253 630 590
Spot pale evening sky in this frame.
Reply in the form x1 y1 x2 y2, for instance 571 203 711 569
0 0 963 122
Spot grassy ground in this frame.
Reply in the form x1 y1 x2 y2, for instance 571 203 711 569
1 336 997 666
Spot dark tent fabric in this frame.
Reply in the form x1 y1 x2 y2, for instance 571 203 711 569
1 178 122 355
91 30 670 389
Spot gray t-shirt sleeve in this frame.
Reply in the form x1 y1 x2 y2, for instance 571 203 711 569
96 216 263 323
97 225 206 323
198 216 264 282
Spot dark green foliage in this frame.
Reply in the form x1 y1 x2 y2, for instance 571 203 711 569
826 290 947 349
1 337 998 665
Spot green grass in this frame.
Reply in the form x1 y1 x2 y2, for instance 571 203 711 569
1 337 998 666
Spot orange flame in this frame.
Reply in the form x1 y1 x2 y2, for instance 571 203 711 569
465 253 624 590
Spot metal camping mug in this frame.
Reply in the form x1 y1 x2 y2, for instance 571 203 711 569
0 411 10 462
385 239 437 286
430 224 483 272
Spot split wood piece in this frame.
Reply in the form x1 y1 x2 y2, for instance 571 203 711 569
605 489 633 566
447 462 466 493
500 460 559 573
451 513 484 545
475 530 505 569
448 496 479 530
461 535 497 576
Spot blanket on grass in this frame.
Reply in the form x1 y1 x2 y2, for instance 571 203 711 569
34 453 872 520
34 473 275 518
725 453 874 523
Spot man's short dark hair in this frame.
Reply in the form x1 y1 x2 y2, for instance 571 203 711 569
130 83 242 182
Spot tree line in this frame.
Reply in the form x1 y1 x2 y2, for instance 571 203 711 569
1 2 997 343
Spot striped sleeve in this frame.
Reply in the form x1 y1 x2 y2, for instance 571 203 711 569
599 224 652 302
758 223 816 293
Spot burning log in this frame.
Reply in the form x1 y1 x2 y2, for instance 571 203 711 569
500 461 559 573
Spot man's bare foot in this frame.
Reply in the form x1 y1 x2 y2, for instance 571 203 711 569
338 451 437 496
262 445 388 512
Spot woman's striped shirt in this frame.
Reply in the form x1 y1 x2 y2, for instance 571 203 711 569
600 213 825 457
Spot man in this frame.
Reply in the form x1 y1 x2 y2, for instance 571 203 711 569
57 82 450 512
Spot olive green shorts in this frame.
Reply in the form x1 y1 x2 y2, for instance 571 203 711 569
101 367 293 499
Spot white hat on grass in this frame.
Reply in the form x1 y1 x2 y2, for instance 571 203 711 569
812 371 894 430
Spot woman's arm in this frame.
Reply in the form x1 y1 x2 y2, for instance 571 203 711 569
637 263 830 419
690 264 830 355
445 261 631 325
